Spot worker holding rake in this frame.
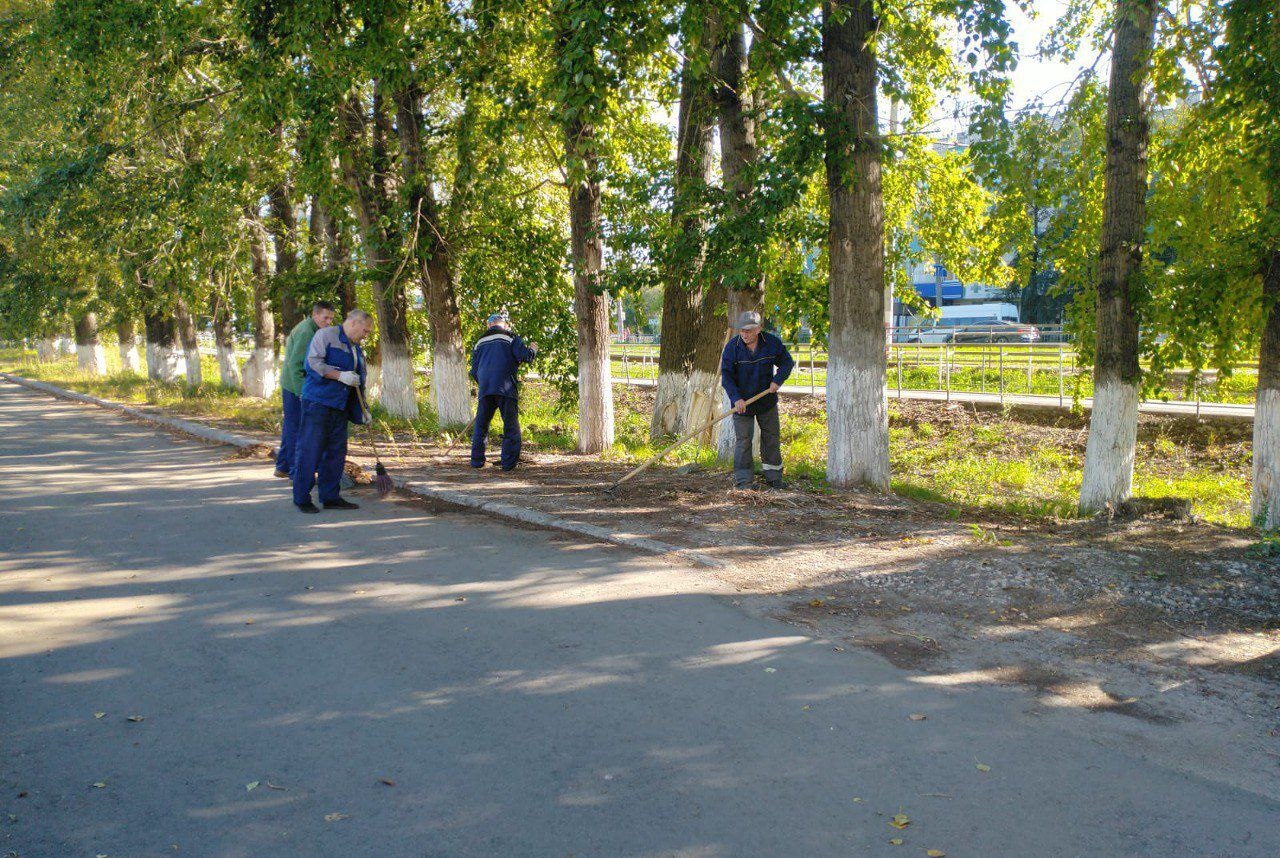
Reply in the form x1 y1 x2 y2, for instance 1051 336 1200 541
721 311 794 489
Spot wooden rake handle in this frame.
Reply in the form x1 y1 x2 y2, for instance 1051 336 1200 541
607 388 773 493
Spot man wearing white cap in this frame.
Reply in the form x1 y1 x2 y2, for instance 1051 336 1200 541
720 311 795 489
469 312 538 470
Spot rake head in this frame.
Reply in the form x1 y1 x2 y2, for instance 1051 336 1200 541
373 461 395 497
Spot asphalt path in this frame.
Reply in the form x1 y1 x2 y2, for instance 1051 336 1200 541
1 381 1276 857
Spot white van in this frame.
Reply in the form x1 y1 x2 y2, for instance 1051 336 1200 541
906 303 1020 343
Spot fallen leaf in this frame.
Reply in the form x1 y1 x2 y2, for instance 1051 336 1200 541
127 715 145 723
909 713 927 722
244 619 254 625
852 796 864 803
809 599 825 607
379 778 396 787
454 596 466 602
801 705 813 711
889 838 904 846
926 850 947 857
975 763 991 773
92 782 106 789
890 813 911 829
94 712 106 719
763 667 777 673
324 812 349 822
245 781 259 792
266 781 286 791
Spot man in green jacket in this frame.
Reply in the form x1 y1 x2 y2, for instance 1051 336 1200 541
275 301 335 478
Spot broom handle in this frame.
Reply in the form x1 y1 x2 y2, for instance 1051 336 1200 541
609 388 773 491
353 387 384 462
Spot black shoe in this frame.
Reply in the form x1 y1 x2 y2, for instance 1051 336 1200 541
470 461 486 469
735 481 753 490
765 478 788 490
323 498 359 510
296 502 320 514
274 469 291 479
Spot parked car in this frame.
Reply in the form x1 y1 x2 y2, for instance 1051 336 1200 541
947 321 1041 344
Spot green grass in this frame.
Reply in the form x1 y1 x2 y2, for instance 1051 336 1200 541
2 348 1254 529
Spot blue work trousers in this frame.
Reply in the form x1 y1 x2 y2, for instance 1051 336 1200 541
471 395 521 470
293 400 349 505
276 388 302 475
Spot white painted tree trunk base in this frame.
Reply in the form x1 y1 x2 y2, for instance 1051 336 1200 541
36 339 58 362
431 347 471 428
826 363 890 490
1079 378 1140 513
146 343 187 384
76 344 108 376
577 354 615 454
184 348 202 387
241 348 278 399
1251 388 1280 530
682 369 721 447
650 371 688 438
216 345 242 389
364 363 382 403
378 346 418 419
119 344 143 374
56 336 75 356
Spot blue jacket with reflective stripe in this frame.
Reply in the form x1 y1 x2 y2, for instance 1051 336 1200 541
301 324 368 422
470 326 536 398
720 332 795 415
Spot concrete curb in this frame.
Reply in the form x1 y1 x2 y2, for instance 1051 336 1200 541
1 371 729 570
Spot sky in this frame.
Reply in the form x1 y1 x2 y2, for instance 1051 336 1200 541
1004 0 1101 111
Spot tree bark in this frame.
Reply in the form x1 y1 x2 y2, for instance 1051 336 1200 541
1079 0 1157 514
565 117 615 453
314 197 355 314
823 0 890 490
242 208 279 398
268 180 301 336
175 297 202 387
116 317 143 374
394 85 471 428
1252 186 1280 528
339 88 417 418
144 311 185 383
714 15 766 458
210 289 242 389
652 9 720 439
74 312 107 376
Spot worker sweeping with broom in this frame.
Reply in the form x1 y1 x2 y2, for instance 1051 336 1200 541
292 309 374 514
721 311 794 489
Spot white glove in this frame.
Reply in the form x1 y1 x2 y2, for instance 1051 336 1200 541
337 370 360 387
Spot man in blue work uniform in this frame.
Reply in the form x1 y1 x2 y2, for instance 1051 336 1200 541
293 309 374 513
275 301 335 479
721 310 795 489
470 312 538 471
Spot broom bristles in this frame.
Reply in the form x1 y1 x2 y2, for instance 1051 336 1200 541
373 461 394 497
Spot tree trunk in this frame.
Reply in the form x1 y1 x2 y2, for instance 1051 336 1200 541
241 209 279 398
715 16 764 459
339 89 417 418
144 312 185 383
36 337 58 362
74 312 107 376
652 9 719 439
116 317 143 374
210 291 242 389
822 0 890 490
565 118 615 453
175 297 202 387
268 181 301 335
1079 0 1156 514
1252 188 1280 529
394 85 471 428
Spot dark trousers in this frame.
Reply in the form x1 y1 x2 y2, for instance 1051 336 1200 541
732 406 782 486
276 388 302 475
471 394 521 470
293 400 349 505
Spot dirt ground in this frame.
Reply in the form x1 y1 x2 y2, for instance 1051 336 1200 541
64 382 1280 790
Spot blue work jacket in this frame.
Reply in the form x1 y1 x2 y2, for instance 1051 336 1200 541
301 324 368 423
720 331 795 415
470 326 536 398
